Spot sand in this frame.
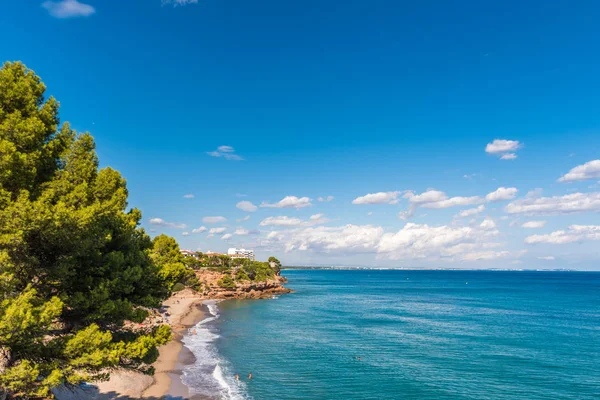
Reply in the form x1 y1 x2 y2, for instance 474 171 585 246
92 291 206 399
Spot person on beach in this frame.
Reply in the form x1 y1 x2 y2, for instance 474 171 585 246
248 372 253 380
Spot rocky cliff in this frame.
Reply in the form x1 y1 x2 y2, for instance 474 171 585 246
194 269 292 299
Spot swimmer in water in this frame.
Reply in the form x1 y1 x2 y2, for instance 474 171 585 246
248 372 253 380
235 374 239 381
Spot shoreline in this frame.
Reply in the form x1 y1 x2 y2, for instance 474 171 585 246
93 275 290 399
90 291 207 399
142 291 207 399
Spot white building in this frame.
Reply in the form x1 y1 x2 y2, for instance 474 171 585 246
180 250 199 259
227 248 255 261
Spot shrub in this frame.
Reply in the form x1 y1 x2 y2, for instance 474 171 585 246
217 275 236 289
172 283 185 292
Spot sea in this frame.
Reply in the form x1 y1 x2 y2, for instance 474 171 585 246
180 270 600 399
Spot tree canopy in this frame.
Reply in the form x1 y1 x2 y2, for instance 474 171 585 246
0 61 182 398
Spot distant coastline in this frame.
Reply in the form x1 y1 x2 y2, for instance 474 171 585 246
283 266 582 271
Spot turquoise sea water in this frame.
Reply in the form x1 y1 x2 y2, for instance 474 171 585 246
182 270 600 399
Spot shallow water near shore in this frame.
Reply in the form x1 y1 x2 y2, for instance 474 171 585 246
181 270 600 399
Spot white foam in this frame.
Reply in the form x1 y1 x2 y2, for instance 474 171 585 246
180 301 250 399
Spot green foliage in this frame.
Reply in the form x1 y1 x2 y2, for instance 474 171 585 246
150 234 200 291
234 269 250 282
268 256 282 275
241 260 276 282
0 62 177 398
217 275 236 289
172 282 185 292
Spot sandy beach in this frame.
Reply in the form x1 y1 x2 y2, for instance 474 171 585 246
92 290 206 399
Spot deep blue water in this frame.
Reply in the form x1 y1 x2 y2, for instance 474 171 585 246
182 270 600 399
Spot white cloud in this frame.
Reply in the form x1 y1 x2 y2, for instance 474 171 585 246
209 227 227 234
457 205 485 218
267 224 384 254
162 0 198 5
203 216 227 224
262 221 513 263
404 190 447 204
480 219 496 230
506 192 600 215
183 194 195 199
317 196 334 202
522 221 546 229
525 225 600 244
404 190 483 209
149 218 187 229
260 216 304 227
221 233 233 240
182 232 190 236
421 196 483 209
42 0 95 18
236 215 251 222
260 196 313 209
461 251 511 261
500 153 517 160
538 256 555 261
259 214 329 227
352 191 401 205
236 201 258 212
558 160 600 183
377 223 500 261
486 187 518 202
207 145 243 161
399 190 484 220
235 228 249 235
192 226 207 233
485 139 522 159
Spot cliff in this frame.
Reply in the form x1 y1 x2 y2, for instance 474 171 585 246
193 269 292 299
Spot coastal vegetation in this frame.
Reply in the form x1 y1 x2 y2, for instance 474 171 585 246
0 61 287 399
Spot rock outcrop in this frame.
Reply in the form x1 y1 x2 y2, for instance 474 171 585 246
194 270 292 299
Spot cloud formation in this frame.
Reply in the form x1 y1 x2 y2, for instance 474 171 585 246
221 233 233 240
162 0 198 6
525 225 600 244
203 216 227 224
192 226 207 233
42 0 95 18
236 201 258 212
558 160 600 183
263 221 511 263
522 221 546 229
457 205 485 218
209 227 227 234
260 196 313 209
485 187 518 202
352 191 400 205
207 145 243 161
183 194 195 199
505 192 600 215
317 196 334 202
259 214 328 227
485 139 522 160
149 218 187 229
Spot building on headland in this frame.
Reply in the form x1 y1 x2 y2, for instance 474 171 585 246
227 247 255 261
180 250 199 259
205 251 224 257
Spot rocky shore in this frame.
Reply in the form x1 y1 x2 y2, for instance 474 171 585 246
196 269 293 299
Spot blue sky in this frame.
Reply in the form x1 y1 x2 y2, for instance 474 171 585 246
2 0 600 269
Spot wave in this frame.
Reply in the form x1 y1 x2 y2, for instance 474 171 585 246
181 301 249 400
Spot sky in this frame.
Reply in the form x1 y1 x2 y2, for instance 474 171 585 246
2 0 600 269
